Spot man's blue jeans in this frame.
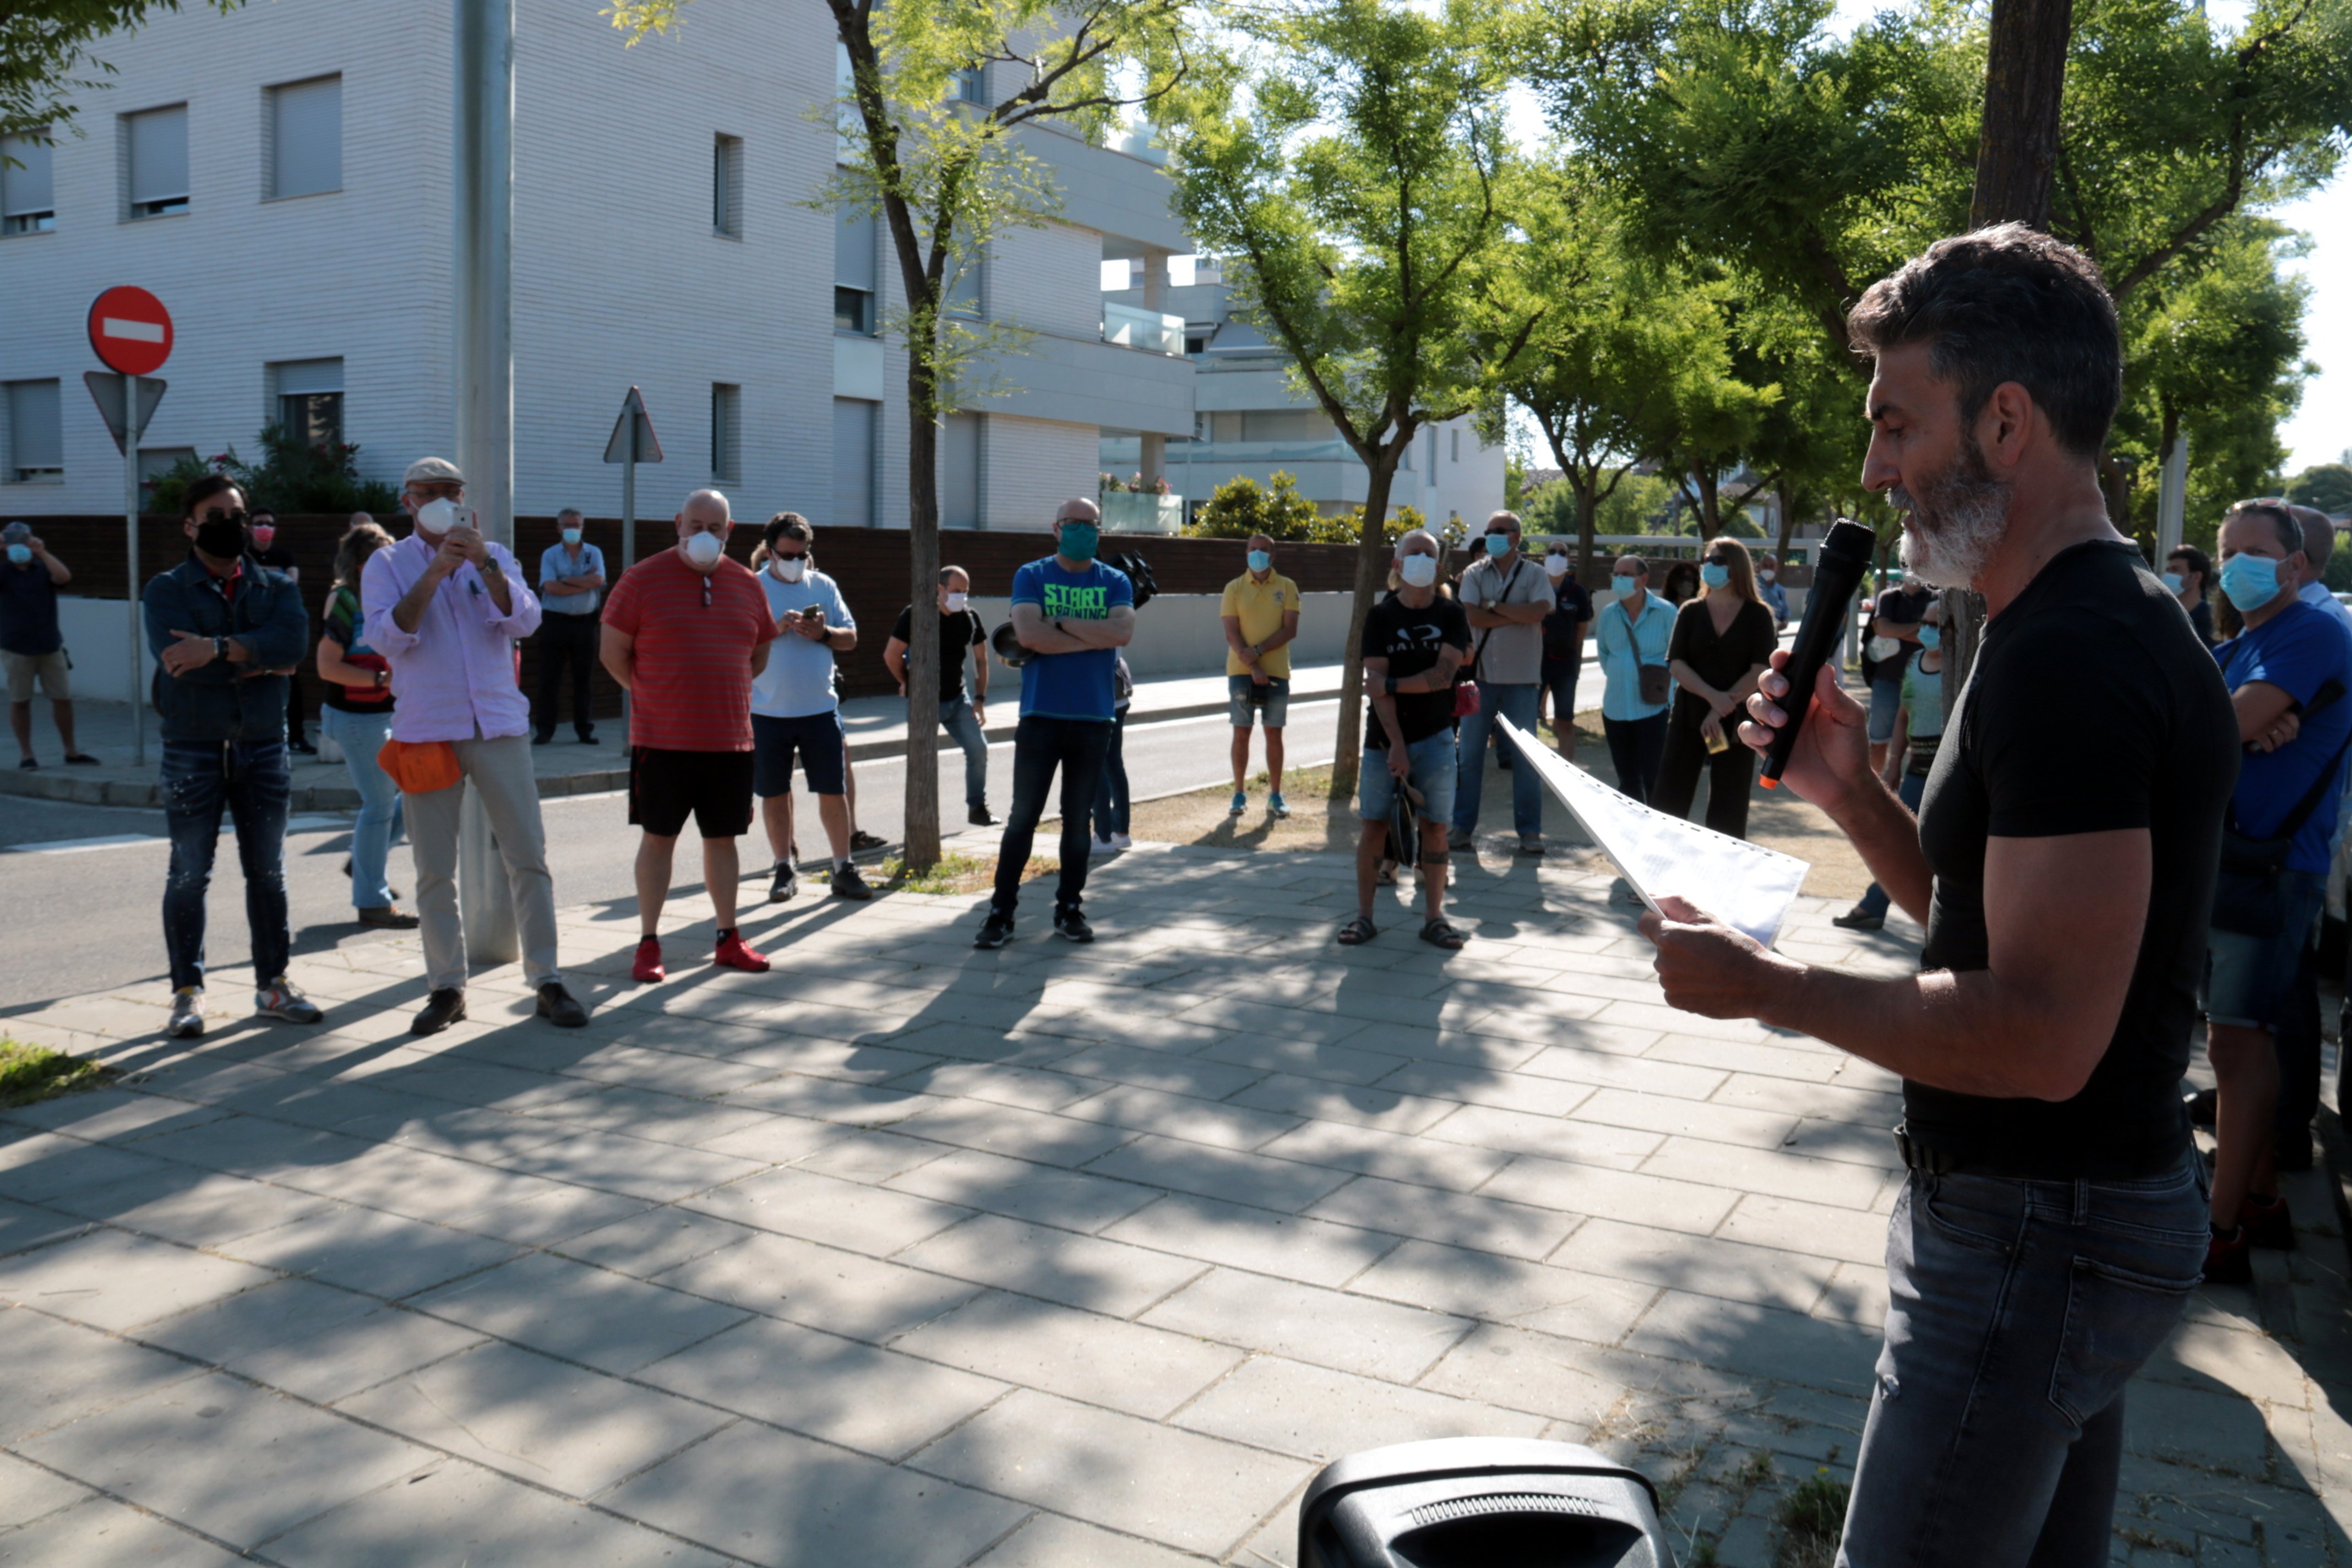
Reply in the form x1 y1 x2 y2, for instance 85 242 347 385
1838 1155 2207 1566
939 696 989 812
320 705 405 909
161 738 292 993
1452 680 1543 837
1855 770 1927 919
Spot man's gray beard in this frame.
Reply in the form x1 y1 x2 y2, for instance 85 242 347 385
1892 440 2013 589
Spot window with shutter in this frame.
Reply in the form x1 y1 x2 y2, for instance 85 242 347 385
6 381 64 482
126 105 189 218
1 132 55 234
269 77 341 199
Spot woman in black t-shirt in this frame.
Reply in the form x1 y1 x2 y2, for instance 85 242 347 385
1652 537 1778 839
884 565 995 825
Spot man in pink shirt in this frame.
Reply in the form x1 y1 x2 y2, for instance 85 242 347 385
362 456 589 1035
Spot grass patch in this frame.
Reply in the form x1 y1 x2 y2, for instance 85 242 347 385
0 1038 115 1109
1239 765 1335 799
1776 1470 1850 1568
866 852 1059 896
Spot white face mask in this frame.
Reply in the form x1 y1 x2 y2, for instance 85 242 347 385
770 555 807 583
1398 554 1439 588
681 530 724 568
1543 556 1568 579
1760 568 1776 582
414 497 456 537
945 591 969 613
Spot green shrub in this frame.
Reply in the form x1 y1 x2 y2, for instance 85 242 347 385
146 424 399 516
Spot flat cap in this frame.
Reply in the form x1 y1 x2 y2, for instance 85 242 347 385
402 456 465 486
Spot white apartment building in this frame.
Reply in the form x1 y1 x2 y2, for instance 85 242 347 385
1098 260 1505 530
0 0 1195 530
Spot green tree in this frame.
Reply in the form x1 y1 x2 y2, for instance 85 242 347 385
617 0 1189 869
4 1 243 145
1185 471 1326 538
2289 462 2352 516
1166 0 1540 794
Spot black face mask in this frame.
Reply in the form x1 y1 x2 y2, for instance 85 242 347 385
193 511 250 560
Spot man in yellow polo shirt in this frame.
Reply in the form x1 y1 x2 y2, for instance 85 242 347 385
1220 532 1303 817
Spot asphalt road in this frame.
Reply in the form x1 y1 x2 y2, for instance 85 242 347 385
0 699 1343 1011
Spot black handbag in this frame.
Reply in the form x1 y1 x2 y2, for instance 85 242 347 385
2212 682 2351 938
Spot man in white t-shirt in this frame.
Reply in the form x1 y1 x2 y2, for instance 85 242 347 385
749 513 865 905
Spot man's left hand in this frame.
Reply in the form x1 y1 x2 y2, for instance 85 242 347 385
442 525 490 568
1637 894 1798 1020
159 629 219 676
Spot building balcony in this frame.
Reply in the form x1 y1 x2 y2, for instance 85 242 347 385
1103 301 1184 357
1099 491 1184 533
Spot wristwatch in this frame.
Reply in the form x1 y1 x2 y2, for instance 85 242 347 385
211 636 228 662
1384 675 1400 696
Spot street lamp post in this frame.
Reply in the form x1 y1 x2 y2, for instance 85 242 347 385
454 0 519 965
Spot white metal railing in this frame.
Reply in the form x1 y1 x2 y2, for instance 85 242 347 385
1103 301 1184 357
1098 491 1185 533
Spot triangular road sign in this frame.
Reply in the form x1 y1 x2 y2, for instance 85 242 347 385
84 371 167 455
603 386 665 465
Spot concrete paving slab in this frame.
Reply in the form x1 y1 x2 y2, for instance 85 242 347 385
334 1342 732 1497
0 1496 245 1566
1172 1352 1549 1462
896 1212 1207 1316
684 1166 972 1255
638 1314 1008 1460
966 1512 1207 1568
1141 1268 1472 1382
0 1450 91 1530
219 1204 522 1300
0 1226 279 1332
0 1305 207 1445
259 1460 733 1566
912 1388 1311 1558
884 1147 1163 1233
893 1289 1244 1419
656 1227 984 1342
17 1373 430 1550
601 1417 1030 1568
409 1251 749 1374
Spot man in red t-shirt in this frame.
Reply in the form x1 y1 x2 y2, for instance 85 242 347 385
601 488 781 981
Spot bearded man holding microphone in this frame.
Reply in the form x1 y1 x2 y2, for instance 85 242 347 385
1637 228 2236 1563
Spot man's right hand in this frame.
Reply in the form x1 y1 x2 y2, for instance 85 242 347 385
1387 741 1411 780
1739 650 1872 814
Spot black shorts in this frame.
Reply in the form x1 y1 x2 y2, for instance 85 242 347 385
629 748 756 839
752 711 848 798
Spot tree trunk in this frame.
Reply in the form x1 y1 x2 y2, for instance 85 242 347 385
1970 0 2072 230
1695 465 1721 538
1331 453 1404 798
902 351 943 872
1775 487 1800 560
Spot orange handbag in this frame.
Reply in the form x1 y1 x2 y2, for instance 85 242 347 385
378 738 462 793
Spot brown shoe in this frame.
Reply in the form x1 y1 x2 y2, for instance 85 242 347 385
357 906 421 929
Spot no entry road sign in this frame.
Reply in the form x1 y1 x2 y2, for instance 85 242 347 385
88 287 174 377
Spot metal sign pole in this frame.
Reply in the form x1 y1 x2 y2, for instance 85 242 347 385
126 422 143 767
620 447 634 740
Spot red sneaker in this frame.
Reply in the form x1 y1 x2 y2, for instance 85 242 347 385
714 931 771 972
631 937 666 983
2202 1225 2252 1285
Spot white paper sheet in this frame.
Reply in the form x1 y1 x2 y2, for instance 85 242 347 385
1497 715 1810 950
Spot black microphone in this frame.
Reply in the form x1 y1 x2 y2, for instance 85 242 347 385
1760 518 1880 790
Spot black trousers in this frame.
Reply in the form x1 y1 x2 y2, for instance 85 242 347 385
1602 712 1668 805
992 715 1113 917
535 613 600 737
1652 695 1758 839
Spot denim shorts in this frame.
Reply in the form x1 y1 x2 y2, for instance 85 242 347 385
1228 673 1291 727
2206 867 2326 1029
1357 730 1457 825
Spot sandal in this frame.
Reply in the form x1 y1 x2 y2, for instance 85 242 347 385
1337 916 1378 946
1419 917 1466 950
1375 859 1397 886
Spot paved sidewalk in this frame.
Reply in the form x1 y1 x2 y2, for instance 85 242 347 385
0 667 1350 812
3 842 2348 1565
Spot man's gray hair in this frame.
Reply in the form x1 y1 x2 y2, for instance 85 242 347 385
557 507 584 522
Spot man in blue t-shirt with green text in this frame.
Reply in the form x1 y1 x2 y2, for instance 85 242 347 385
974 498 1135 949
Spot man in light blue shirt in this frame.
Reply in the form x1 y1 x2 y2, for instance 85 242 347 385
749 513 863 905
533 508 606 744
1593 553 1676 804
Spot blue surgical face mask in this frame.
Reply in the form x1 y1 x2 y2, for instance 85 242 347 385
562 526 582 546
1611 575 1638 597
1700 562 1730 590
2219 552 2284 612
1918 625 1942 651
1246 549 1271 574
4 544 29 567
1058 521 1100 563
1484 532 1512 558
2160 570 2184 595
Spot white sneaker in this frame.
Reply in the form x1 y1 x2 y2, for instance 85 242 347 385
167 987 205 1039
254 977 325 1024
1092 835 1117 854
1112 832 1133 850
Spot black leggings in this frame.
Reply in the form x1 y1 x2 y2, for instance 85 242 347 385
1602 712 1668 805
992 715 1114 917
1652 696 1757 839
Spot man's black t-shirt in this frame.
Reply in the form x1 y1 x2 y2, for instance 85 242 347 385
1912 541 2237 1179
888 605 987 702
1362 591 1471 750
1543 577 1592 663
